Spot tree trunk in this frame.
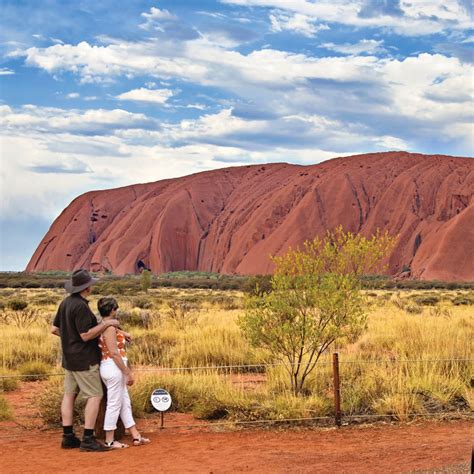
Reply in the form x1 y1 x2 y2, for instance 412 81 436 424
94 381 125 440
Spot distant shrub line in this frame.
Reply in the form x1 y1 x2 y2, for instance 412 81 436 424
0 272 473 292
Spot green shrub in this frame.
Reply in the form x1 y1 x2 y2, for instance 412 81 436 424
34 294 62 306
8 298 28 310
119 309 156 329
18 361 52 382
132 296 153 309
38 377 86 426
413 295 440 306
0 394 12 421
404 302 423 314
0 370 19 392
452 296 473 306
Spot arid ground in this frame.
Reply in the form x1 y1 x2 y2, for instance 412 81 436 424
0 382 472 473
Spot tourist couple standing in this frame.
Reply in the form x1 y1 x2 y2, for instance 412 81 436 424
52 269 150 451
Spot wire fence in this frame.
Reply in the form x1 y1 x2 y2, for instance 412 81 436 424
1 356 472 432
2 357 472 378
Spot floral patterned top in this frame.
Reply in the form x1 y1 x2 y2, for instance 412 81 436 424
99 330 127 361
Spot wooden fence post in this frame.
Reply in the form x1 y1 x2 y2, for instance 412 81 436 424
332 352 342 427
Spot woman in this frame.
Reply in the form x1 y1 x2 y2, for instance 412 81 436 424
97 297 150 449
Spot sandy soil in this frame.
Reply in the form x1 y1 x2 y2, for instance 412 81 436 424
1 382 472 473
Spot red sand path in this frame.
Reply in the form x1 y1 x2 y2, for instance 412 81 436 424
0 421 472 473
1 382 472 472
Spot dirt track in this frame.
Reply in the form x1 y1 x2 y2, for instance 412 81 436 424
0 420 472 473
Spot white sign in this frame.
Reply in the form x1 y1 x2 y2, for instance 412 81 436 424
151 388 172 412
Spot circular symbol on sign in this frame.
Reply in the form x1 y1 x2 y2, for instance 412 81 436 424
150 388 172 412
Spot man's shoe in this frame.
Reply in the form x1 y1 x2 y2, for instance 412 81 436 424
61 433 81 449
79 436 110 452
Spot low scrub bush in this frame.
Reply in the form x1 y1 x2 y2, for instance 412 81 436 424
413 295 440 306
0 308 40 328
131 296 154 310
404 302 423 314
452 295 473 306
119 309 157 329
0 394 12 421
0 370 20 392
18 361 52 382
8 298 28 311
131 372 333 422
38 377 86 426
33 294 62 306
165 301 199 330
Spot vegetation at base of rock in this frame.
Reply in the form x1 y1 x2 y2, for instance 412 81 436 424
1 272 474 292
0 285 472 426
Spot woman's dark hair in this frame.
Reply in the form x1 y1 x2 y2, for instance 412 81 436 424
97 297 118 317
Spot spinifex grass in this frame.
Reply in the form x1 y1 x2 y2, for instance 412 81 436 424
0 288 472 425
1 324 60 369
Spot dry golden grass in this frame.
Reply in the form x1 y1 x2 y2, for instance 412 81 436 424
1 288 472 423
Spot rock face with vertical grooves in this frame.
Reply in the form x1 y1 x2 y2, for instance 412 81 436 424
26 152 474 281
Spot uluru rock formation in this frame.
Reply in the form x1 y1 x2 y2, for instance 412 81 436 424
27 152 474 281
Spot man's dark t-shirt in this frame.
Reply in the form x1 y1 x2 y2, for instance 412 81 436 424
53 293 101 371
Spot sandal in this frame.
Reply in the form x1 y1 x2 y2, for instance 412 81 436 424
105 440 129 449
132 436 150 446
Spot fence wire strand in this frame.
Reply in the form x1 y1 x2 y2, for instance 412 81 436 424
1 358 472 379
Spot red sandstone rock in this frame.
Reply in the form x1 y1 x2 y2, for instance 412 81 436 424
26 152 474 281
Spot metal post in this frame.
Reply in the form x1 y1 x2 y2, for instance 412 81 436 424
160 411 164 429
332 352 342 427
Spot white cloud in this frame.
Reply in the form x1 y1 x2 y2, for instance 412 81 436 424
321 39 386 55
0 67 14 75
140 7 177 30
222 0 473 36
116 87 174 104
16 34 473 154
0 103 390 221
66 92 80 99
269 11 329 37
0 104 157 135
23 40 208 84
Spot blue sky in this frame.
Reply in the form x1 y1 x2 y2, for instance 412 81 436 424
0 0 473 270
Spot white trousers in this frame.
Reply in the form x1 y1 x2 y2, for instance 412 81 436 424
100 358 135 431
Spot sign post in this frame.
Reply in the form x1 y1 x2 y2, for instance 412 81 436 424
150 388 172 429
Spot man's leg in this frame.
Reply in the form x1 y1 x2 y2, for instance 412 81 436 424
73 365 109 452
61 372 81 449
61 393 76 426
84 395 102 429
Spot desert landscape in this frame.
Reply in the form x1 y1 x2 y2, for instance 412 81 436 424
2 0 474 472
0 277 473 471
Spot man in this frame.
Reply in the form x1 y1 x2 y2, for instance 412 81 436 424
52 269 120 452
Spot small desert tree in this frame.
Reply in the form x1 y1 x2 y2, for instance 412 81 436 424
140 269 152 293
239 227 396 395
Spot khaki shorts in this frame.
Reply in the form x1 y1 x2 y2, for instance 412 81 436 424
64 364 103 398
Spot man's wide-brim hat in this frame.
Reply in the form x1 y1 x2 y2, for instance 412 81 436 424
65 269 99 293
